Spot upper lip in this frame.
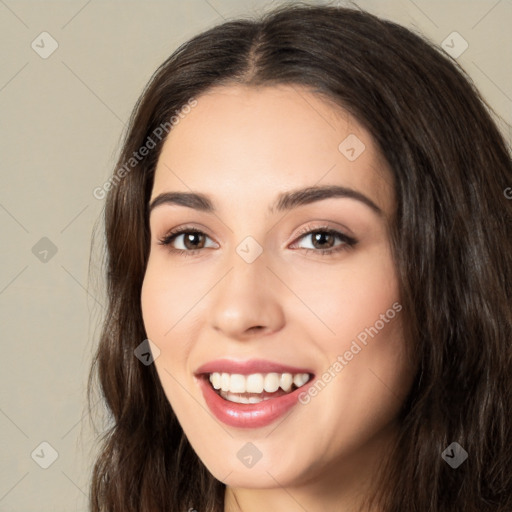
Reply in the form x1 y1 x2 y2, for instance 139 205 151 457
195 358 314 376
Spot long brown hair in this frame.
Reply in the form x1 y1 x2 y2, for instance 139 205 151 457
88 3 512 511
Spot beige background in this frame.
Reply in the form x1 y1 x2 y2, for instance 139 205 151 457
0 0 510 510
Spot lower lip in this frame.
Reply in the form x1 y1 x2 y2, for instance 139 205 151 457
197 376 309 428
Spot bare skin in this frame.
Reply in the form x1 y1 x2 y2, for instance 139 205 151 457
141 84 416 512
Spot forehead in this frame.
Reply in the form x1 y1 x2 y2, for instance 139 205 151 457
151 84 394 216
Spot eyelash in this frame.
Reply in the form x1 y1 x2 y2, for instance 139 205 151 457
157 224 358 257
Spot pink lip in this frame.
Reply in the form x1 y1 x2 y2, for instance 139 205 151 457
195 358 313 376
194 359 315 429
197 375 312 429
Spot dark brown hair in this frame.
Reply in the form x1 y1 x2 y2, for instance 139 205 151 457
88 3 512 511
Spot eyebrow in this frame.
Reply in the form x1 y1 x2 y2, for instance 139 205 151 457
148 185 383 216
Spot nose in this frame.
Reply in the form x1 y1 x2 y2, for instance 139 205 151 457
208 249 285 340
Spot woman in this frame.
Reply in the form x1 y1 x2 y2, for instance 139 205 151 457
88 3 512 511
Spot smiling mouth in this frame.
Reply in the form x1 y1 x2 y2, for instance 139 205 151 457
205 371 313 404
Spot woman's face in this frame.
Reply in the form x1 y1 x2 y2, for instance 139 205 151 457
141 84 416 492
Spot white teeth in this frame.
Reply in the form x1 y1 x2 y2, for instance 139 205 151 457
263 373 280 392
223 392 270 404
208 371 311 396
293 373 309 387
229 374 246 393
280 373 293 392
210 372 221 390
246 373 264 393
220 373 230 392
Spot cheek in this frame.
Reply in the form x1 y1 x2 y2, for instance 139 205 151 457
140 270 166 338
338 263 399 340
287 246 399 343
140 261 191 372
141 266 194 415
327 251 405 382
141 256 193 336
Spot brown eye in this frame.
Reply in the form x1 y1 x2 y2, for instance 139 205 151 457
181 232 206 250
310 231 336 249
291 227 358 256
158 227 218 254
